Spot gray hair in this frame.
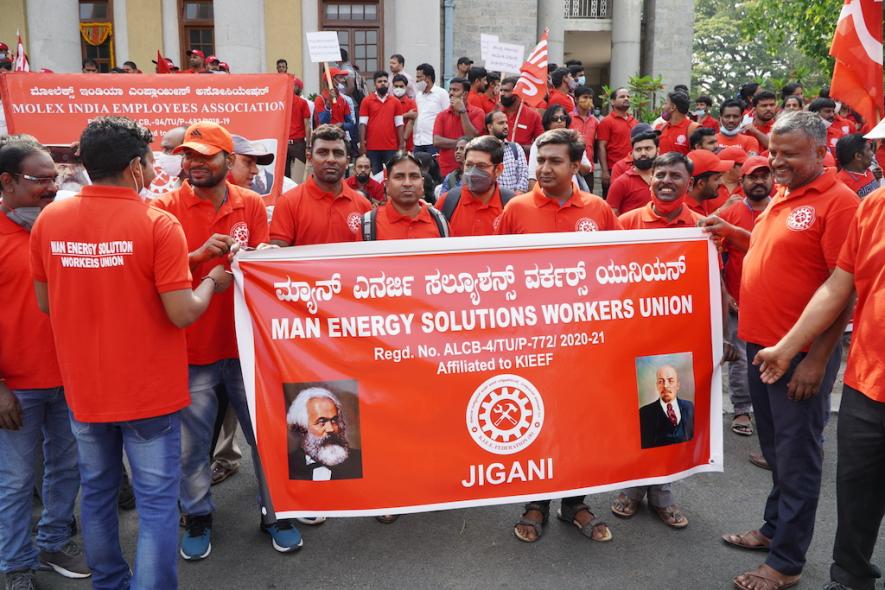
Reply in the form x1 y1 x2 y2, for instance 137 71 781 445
286 387 344 430
772 110 826 147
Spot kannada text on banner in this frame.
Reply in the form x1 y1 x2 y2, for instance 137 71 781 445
233 229 724 517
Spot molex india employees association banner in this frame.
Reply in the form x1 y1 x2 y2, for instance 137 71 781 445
0 72 293 197
233 229 724 517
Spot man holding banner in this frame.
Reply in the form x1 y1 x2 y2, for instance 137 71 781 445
499 128 619 543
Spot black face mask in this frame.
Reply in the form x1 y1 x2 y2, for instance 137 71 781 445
356 172 370 183
500 95 517 108
634 158 654 170
376 85 389 97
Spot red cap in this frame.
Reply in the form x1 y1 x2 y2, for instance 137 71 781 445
173 121 234 156
186 49 205 59
206 55 219 64
219 62 229 72
718 146 748 166
328 67 348 78
292 76 303 89
740 155 770 176
687 150 732 176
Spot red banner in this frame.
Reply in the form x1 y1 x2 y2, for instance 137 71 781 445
233 229 724 517
0 72 293 197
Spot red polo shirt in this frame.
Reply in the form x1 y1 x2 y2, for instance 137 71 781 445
716 133 759 154
345 175 386 205
436 185 506 236
597 112 637 170
618 201 702 229
606 167 652 214
505 105 543 147
659 118 692 155
610 156 633 182
699 114 720 133
826 124 846 154
718 198 764 302
270 175 372 245
706 182 745 214
313 90 351 126
359 201 443 240
359 93 404 151
495 183 621 234
433 105 486 176
570 112 598 165
468 90 496 114
547 89 575 113
288 95 312 141
153 181 269 365
837 188 885 401
739 170 860 346
0 214 62 390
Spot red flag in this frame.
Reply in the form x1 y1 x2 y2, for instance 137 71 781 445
513 29 549 108
13 30 29 72
829 0 883 129
154 50 171 74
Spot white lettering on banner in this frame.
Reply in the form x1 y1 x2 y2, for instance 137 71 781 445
353 272 415 300
595 255 687 285
461 458 553 487
424 265 517 304
327 313 414 337
51 241 133 269
274 274 342 314
271 317 322 340
524 261 588 295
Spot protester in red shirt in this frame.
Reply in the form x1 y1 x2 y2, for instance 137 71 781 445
693 95 720 133
570 86 598 173
31 117 231 590
271 125 372 246
684 149 730 215
809 97 845 155
744 91 777 151
498 76 544 154
708 146 748 214
432 77 484 176
392 74 417 151
835 134 880 198
597 87 637 194
360 153 448 240
721 111 859 590
346 154 386 206
606 126 658 215
467 66 496 114
659 92 699 155
618 151 703 229
286 76 312 181
500 128 619 544
547 67 576 114
359 71 404 173
717 99 760 154
184 49 208 73
313 68 352 127
0 137 90 586
690 127 719 152
153 121 302 559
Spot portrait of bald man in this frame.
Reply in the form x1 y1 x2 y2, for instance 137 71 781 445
639 365 695 449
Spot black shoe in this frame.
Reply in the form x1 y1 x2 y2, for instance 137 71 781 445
4 570 37 590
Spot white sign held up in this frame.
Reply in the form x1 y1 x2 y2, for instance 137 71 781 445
484 42 525 74
480 34 499 61
306 31 342 63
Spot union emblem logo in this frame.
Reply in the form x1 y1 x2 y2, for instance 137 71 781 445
575 217 599 232
786 205 816 231
230 221 250 247
677 134 687 145
346 211 362 233
466 374 544 455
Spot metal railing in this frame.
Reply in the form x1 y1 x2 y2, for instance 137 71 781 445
563 0 612 19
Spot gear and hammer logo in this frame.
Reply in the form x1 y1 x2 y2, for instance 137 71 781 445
466 374 544 455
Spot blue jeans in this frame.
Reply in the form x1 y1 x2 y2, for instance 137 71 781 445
180 359 276 524
727 309 752 415
71 412 181 590
0 388 78 573
367 150 398 174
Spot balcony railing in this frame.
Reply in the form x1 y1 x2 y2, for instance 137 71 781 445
563 0 612 19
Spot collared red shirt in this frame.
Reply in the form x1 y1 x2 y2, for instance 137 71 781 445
719 197 765 302
548 89 575 112
659 117 693 155
739 170 860 347
504 104 543 147
270 175 372 245
699 114 720 133
570 111 598 165
495 183 622 234
345 175 386 205
610 155 633 182
313 89 351 126
716 132 759 154
597 111 638 169
433 105 486 176
288 95 312 141
30 185 192 422
153 181 269 365
618 201 702 229
397 95 418 151
414 84 450 146
358 201 443 240
358 92 404 151
468 90 496 114
606 167 652 214
437 184 506 236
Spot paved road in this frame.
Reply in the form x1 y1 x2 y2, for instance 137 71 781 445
27 411 885 590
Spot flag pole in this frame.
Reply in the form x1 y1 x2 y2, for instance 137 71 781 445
510 100 524 142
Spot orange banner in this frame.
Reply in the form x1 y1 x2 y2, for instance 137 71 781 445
0 72 294 198
233 229 724 517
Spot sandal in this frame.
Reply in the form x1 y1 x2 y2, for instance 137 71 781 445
732 414 753 436
733 565 800 590
513 503 547 543
652 504 688 529
611 493 641 518
722 529 771 551
557 503 612 542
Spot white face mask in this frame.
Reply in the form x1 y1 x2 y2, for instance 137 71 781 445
392 87 406 98
337 83 346 93
415 80 427 93
154 152 182 178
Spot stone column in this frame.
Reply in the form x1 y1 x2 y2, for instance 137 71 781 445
215 0 265 73
26 0 80 72
161 0 180 64
610 0 642 88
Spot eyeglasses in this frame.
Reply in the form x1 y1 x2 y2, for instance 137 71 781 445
550 116 568 122
464 163 494 173
14 173 58 186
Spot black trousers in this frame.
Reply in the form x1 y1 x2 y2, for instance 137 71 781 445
285 139 306 179
830 384 885 590
747 341 841 576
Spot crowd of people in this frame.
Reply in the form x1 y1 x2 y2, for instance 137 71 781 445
1 41 884 590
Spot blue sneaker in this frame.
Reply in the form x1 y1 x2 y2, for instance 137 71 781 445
180 514 212 560
260 519 303 553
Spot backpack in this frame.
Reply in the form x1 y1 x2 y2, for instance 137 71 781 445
361 206 449 241
439 185 516 222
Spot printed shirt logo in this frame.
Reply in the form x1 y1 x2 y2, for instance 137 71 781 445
466 374 544 455
230 221 250 247
676 134 687 145
575 217 599 232
346 211 362 233
786 205 816 231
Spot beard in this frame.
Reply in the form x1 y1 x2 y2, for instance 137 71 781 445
302 431 350 467
188 168 227 187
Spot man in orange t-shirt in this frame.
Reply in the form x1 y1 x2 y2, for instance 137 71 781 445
153 121 302 559
0 137 88 585
498 129 619 546
31 117 230 590
721 111 859 590
360 153 448 240
658 92 699 155
717 99 760 154
270 125 372 246
684 149 730 216
753 187 885 590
